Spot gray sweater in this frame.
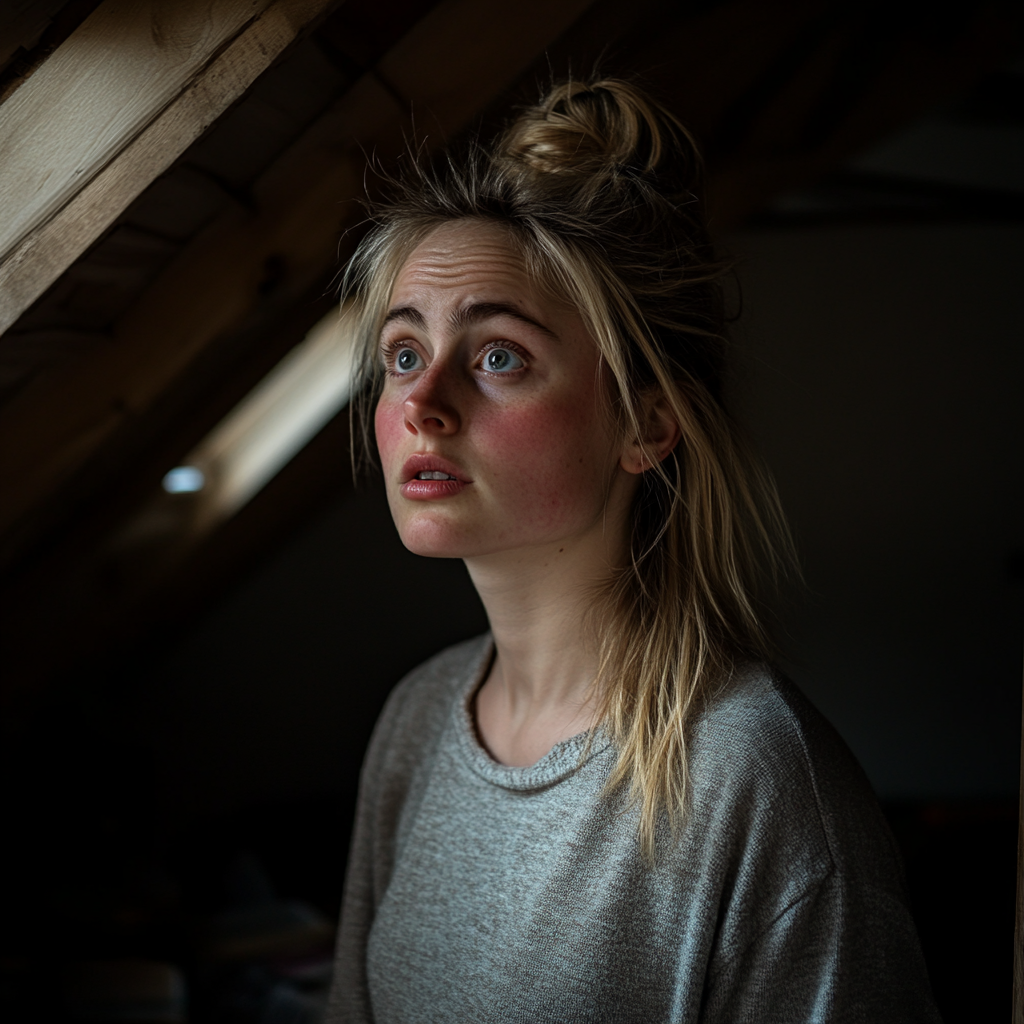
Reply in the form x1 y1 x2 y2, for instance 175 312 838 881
327 634 940 1023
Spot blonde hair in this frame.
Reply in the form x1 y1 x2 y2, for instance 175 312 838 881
341 79 795 857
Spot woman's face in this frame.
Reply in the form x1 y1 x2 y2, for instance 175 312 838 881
374 218 637 563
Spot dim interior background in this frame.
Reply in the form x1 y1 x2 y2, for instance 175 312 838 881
1 1 1022 1022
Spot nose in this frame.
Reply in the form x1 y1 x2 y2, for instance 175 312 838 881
403 360 462 436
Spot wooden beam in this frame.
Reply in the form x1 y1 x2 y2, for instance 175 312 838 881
0 0 273 262
1016 655 1024 1024
0 0 342 334
374 0 590 136
0 0 595 563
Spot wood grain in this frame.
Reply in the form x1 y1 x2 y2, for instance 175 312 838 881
0 0 274 263
0 0 340 334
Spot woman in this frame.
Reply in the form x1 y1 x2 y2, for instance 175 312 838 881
326 79 939 1022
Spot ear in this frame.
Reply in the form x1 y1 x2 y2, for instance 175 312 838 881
619 393 682 475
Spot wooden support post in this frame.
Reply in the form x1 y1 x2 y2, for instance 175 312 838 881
1015 653 1024 1024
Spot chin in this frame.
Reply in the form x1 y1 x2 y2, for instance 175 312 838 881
396 517 479 560
400 538 466 559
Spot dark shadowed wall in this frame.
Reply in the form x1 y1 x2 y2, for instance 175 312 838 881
129 479 488 824
728 222 1024 801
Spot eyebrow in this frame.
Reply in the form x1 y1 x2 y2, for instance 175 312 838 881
381 305 426 331
450 301 557 338
380 301 556 339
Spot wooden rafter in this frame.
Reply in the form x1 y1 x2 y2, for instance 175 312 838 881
0 0 343 333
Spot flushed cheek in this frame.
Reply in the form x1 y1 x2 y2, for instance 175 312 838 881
473 400 611 530
374 396 407 474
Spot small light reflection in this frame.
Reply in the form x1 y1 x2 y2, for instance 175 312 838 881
116 308 354 558
162 466 205 494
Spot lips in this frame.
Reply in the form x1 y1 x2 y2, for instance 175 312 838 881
401 453 469 484
400 453 470 500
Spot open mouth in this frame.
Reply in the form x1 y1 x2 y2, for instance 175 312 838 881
401 454 467 488
400 464 466 500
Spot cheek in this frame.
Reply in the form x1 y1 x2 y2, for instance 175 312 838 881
374 395 406 468
477 395 613 522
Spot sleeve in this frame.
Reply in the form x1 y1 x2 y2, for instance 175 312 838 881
323 687 408 1024
323 777 378 1022
700 874 943 1024
322 641 472 1024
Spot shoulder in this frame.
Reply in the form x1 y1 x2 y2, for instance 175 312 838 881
688 666 900 882
691 665 870 799
692 666 856 782
361 633 492 783
687 670 935 1015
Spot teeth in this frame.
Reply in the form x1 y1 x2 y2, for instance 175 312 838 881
417 471 454 480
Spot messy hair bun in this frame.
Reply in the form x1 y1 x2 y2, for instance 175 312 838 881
342 78 793 858
501 79 688 176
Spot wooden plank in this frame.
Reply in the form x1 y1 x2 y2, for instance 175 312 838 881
0 0 341 335
0 0 597 553
0 0 275 263
1016 656 1024 1024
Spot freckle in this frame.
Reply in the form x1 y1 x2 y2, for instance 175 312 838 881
559 548 564 553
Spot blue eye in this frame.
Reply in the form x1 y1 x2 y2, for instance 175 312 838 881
483 347 524 373
394 348 422 373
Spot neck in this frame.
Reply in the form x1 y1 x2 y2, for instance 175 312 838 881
468 542 602 713
463 473 637 766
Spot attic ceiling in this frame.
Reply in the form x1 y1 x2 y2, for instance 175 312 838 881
1 0 1022 704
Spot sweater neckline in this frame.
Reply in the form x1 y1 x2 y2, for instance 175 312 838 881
452 635 613 792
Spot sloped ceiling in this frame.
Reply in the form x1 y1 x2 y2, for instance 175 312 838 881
1 0 1022 703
